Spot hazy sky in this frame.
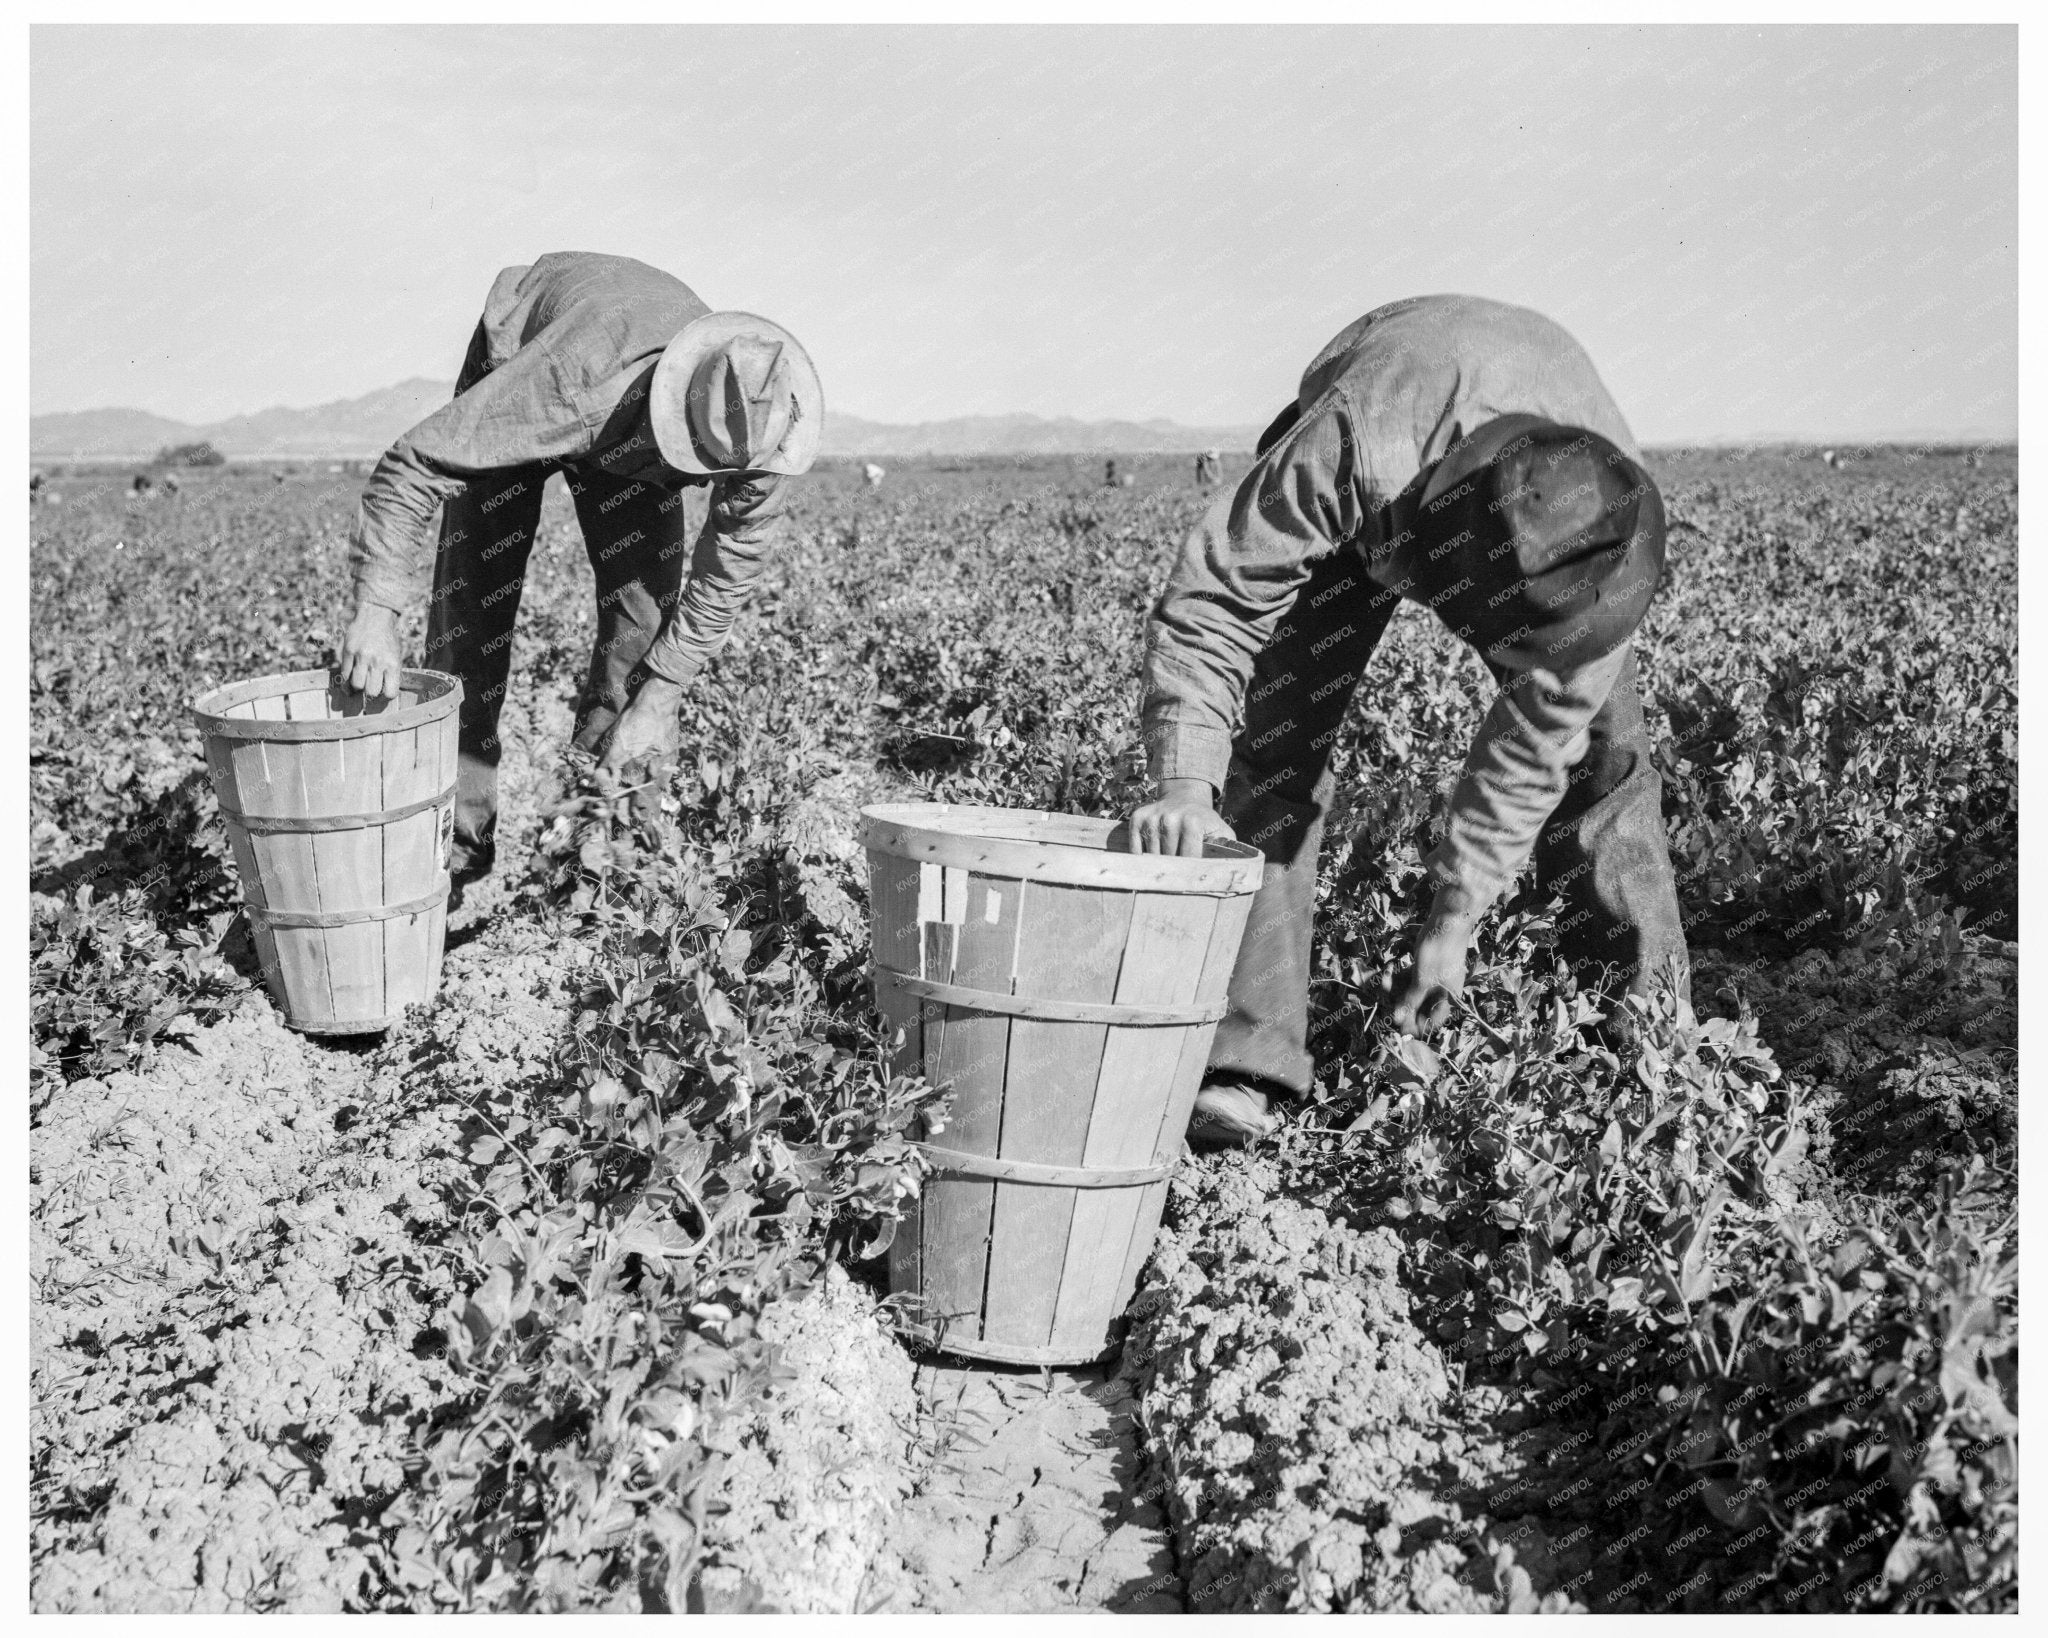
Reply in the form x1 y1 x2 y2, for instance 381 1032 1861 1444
31 24 2017 440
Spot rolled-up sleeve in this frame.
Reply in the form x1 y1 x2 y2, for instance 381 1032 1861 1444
346 341 597 614
639 473 791 687
1422 643 1629 904
349 444 470 615
1141 394 1370 791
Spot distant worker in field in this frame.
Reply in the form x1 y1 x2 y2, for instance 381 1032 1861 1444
1128 295 1683 1145
1195 449 1222 487
863 461 886 489
1104 458 1120 488
337 252 821 899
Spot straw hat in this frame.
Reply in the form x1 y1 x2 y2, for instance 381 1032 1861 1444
650 311 822 477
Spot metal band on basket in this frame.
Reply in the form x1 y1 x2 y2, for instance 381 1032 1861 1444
243 877 450 929
914 1143 1170 1188
219 786 455 835
874 967 1226 1027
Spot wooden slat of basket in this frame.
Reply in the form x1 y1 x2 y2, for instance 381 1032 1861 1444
919 873 1016 1347
379 726 433 1005
1112 1023 1222 1318
1103 892 1256 1325
249 740 331 1016
271 923 334 1027
420 712 459 1005
868 848 927 1084
227 736 278 819
948 873 1021 991
869 851 924 975
299 736 380 909
1142 891 1254 1156
206 736 266 908
1048 891 1218 1354
873 982 924 1082
921 1018 1004 1345
310 736 388 1020
434 698 458 809
983 879 1132 1353
283 684 329 722
1195 889 1256 1005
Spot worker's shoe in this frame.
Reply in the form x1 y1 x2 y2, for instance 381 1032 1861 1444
1186 1077 1283 1151
447 840 494 915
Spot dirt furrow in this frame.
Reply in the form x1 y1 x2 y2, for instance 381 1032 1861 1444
859 1356 1181 1612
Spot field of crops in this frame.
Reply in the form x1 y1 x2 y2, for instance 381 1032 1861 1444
29 444 2017 1612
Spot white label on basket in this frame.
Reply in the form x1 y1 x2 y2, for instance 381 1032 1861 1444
984 888 1002 924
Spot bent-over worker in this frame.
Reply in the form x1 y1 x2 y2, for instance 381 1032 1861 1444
1129 295 1686 1145
337 252 822 898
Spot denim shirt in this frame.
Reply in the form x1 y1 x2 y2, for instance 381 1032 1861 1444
347 253 790 686
1142 295 1644 904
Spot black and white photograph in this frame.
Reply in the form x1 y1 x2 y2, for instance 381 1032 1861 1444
24 15 2022 1617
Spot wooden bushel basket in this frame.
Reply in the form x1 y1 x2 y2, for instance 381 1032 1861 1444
191 668 462 1036
861 802 1264 1366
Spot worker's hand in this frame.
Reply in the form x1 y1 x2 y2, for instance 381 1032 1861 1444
596 675 684 791
1129 778 1236 858
1388 885 1486 1039
337 604 405 700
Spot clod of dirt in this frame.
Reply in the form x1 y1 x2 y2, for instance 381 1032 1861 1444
695 1264 918 1613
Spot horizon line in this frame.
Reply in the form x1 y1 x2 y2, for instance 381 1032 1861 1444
27 437 2022 464
27 400 2021 453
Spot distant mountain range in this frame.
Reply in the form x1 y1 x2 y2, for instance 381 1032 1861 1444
28 382 2011 463
29 380 1263 461
817 412 1263 458
30 380 460 462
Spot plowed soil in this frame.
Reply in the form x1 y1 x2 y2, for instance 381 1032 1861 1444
863 1362 1180 1612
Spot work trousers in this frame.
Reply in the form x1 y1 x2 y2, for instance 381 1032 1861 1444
1209 547 1690 1096
423 323 707 877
